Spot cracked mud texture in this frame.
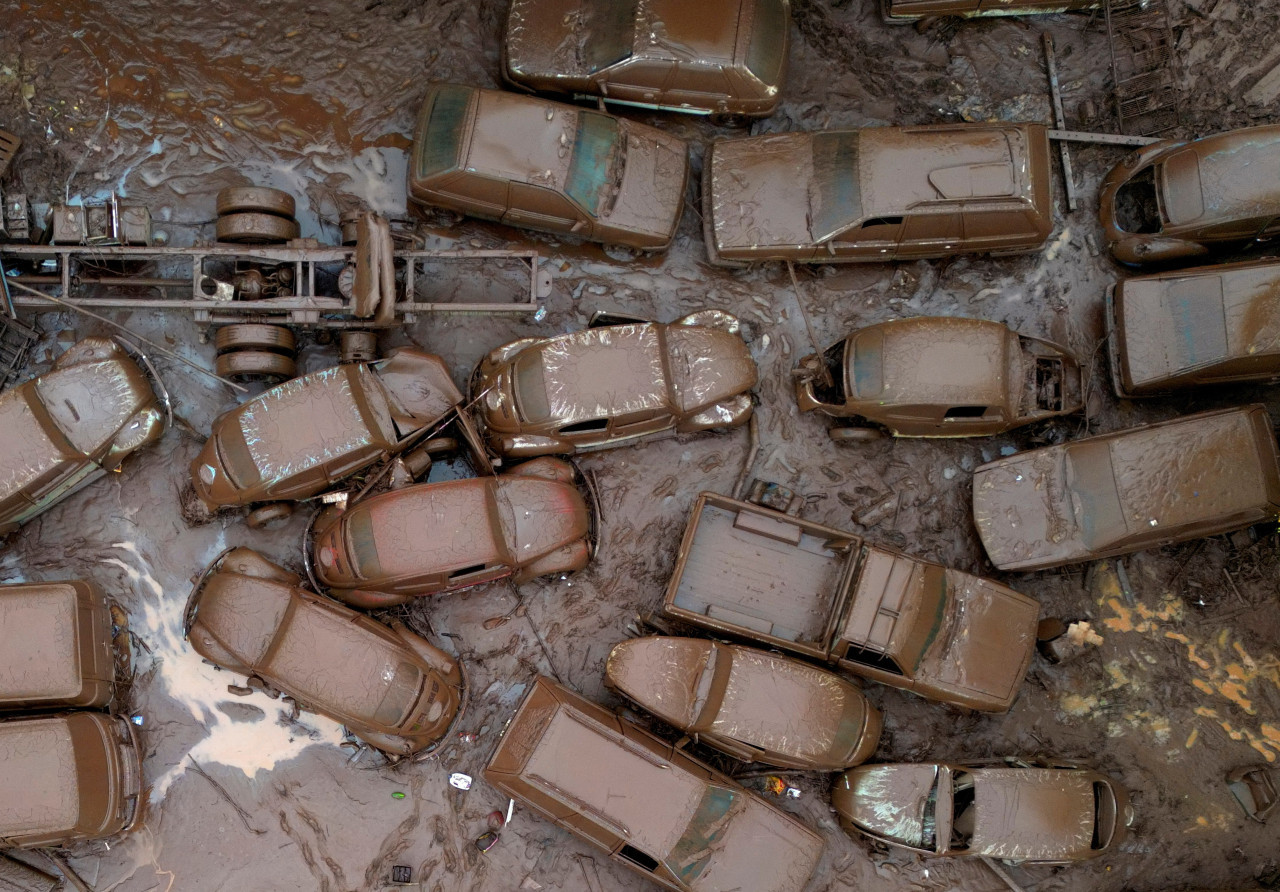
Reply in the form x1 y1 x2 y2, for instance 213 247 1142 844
0 0 1278 890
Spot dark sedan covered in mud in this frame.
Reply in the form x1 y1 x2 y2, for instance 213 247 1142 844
185 547 465 756
973 404 1280 570
794 316 1083 439
504 0 790 122
191 348 476 526
409 83 689 251
311 457 592 609
0 337 167 536
471 311 757 457
1100 124 1280 265
486 676 824 892
1107 259 1280 397
606 637 881 771
833 758 1131 863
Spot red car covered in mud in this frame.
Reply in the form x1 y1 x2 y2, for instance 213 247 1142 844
310 457 593 609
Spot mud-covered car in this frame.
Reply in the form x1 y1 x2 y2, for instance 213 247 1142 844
794 317 1083 439
184 548 465 756
1107 260 1280 397
605 637 881 771
471 311 757 457
0 579 124 712
973 404 1280 571
191 348 478 526
409 84 689 251
0 337 167 536
703 123 1052 266
1100 124 1280 266
310 457 592 609
883 0 1099 20
833 757 1131 863
503 0 791 122
0 712 143 848
485 676 823 892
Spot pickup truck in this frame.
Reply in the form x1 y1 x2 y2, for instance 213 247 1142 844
659 492 1038 712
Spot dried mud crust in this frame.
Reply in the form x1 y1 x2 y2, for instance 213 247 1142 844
0 1 1278 892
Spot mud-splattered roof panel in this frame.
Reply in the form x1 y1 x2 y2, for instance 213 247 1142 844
640 0 743 63
0 718 80 837
0 389 72 504
0 583 82 700
535 323 669 423
872 318 1015 410
970 768 1094 860
860 126 1027 216
467 90 578 188
1166 126 1280 227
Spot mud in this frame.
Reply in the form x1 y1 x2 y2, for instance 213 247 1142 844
1 0 1278 890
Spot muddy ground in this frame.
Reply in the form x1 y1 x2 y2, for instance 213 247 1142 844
1 0 1278 890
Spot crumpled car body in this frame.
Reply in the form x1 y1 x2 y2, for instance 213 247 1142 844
605 636 881 771
1099 124 1280 265
883 0 1099 20
0 579 120 711
485 676 824 892
794 317 1083 437
311 457 592 609
703 123 1052 266
472 311 756 457
973 404 1280 570
503 0 790 120
833 758 1132 864
0 712 143 848
191 348 466 511
0 337 167 536
409 83 689 251
184 547 466 756
1106 260 1280 397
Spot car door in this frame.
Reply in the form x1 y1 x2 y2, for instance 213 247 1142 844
898 208 963 259
600 58 676 108
556 417 612 450
666 62 734 114
827 216 904 260
435 171 510 223
504 184 588 236
607 408 671 445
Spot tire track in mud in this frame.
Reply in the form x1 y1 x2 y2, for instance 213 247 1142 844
273 781 348 891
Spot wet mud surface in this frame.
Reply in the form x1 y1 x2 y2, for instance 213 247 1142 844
1 0 1278 889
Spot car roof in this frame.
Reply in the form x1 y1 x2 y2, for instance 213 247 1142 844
0 583 84 701
969 767 1095 860
524 323 670 424
33 359 146 454
195 572 292 668
1119 261 1280 386
1162 125 1280 228
638 0 745 64
854 317 1017 411
521 692 707 860
0 717 81 837
0 386 78 505
465 89 579 188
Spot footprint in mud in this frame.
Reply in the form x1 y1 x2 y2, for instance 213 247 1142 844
651 475 678 498
697 452 725 473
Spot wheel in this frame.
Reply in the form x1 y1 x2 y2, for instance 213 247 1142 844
422 436 458 456
215 350 296 383
214 323 296 353
246 502 294 529
215 212 300 244
709 113 751 128
216 186 296 219
829 426 885 442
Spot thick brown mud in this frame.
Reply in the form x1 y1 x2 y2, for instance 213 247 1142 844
1 1 1278 890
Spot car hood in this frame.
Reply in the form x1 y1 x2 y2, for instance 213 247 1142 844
605 637 715 728
916 572 1038 708
833 764 939 850
970 768 1096 861
683 795 823 892
708 134 814 251
506 0 612 82
973 449 1085 570
602 123 688 243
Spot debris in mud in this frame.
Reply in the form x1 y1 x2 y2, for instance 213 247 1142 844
448 772 473 791
1038 619 1104 665
1228 765 1278 823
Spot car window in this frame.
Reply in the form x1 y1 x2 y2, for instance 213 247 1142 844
439 172 508 208
565 113 622 217
810 131 862 243
513 350 551 422
613 59 670 89
371 660 421 727
215 431 261 488
673 64 730 96
559 418 608 435
850 331 883 399
745 0 788 85
944 406 989 419
509 183 581 224
585 1 638 73
416 85 472 180
665 785 738 884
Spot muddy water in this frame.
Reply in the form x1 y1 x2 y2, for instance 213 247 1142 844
2 1 1279 890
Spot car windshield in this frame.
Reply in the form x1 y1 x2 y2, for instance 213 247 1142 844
415 84 471 180
745 0 787 85
810 131 862 243
34 366 129 454
491 484 522 555
215 430 261 488
565 112 622 218
513 350 551 422
1065 440 1129 549
849 330 883 399
371 660 422 728
585 0 637 73
665 785 738 885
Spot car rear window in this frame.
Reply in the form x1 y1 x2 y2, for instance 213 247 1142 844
1066 440 1128 549
810 131 862 244
565 113 621 217
850 330 883 399
513 350 551 422
372 660 421 727
585 1 637 73
415 85 471 181
347 510 383 579
666 785 738 883
745 0 787 85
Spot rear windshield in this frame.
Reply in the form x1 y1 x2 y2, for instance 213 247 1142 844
745 0 788 85
347 510 382 579
850 331 883 399
1066 440 1128 548
666 785 738 884
415 85 471 180
565 113 622 217
810 131 862 243
372 660 421 727
586 1 638 73
513 350 551 422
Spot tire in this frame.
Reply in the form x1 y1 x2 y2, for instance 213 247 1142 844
214 323 296 354
246 502 294 529
216 186 296 219
215 350 296 382
422 437 458 456
829 426 885 442
216 212 300 244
